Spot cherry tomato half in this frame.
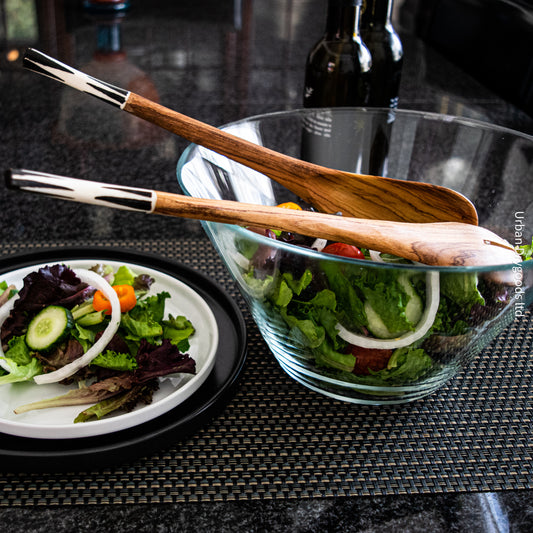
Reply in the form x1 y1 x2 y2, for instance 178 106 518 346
349 346 393 375
322 242 365 259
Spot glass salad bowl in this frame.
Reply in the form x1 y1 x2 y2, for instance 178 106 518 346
177 107 533 404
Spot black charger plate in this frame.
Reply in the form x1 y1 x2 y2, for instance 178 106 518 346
0 247 247 473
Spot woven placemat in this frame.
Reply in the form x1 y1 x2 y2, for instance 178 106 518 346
0 238 531 505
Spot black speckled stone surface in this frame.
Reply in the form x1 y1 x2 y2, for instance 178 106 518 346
1 0 532 531
1 492 532 533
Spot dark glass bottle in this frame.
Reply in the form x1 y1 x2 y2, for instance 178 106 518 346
300 0 373 172
360 0 403 109
303 0 372 108
358 1 403 175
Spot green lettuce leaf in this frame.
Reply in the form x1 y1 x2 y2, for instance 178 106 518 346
268 269 313 308
91 350 138 371
4 335 31 365
314 339 355 372
276 289 341 350
73 384 151 423
121 292 170 341
440 272 485 310
235 238 259 260
310 291 341 346
163 314 195 351
282 270 313 296
121 313 163 341
113 265 137 286
517 238 532 261
0 357 42 384
280 307 325 348
134 292 170 323
320 261 366 331
243 269 275 299
362 280 412 334
271 279 294 307
383 347 433 382
431 297 471 336
72 323 96 352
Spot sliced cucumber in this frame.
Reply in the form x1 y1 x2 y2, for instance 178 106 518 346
364 274 423 339
364 301 397 339
399 274 423 325
26 305 74 351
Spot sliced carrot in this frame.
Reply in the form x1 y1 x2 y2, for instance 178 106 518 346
93 284 137 315
276 202 302 210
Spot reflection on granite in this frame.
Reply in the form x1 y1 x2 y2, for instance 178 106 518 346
0 0 532 531
1 0 531 245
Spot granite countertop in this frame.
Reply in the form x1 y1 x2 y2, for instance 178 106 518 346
0 1 532 531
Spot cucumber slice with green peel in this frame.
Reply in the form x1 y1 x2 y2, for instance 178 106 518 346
399 274 423 325
26 305 74 351
364 301 398 339
364 275 423 339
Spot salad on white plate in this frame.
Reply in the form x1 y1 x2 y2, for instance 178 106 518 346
0 260 218 436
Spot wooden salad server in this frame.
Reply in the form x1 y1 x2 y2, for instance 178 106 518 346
6 169 519 267
22 48 478 225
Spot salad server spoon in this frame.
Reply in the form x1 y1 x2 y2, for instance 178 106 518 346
22 48 478 226
6 169 518 267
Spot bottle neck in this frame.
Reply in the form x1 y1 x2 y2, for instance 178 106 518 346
96 22 122 54
361 0 393 30
84 0 129 60
325 0 363 39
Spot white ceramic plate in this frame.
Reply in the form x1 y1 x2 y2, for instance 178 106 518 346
0 259 219 439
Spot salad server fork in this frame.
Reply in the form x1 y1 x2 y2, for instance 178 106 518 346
6 169 519 267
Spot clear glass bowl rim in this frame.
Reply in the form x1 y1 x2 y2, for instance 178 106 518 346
177 107 533 274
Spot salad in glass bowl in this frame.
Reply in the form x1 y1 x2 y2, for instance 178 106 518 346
178 107 533 404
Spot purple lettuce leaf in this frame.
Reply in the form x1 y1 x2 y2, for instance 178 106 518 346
133 338 196 382
1 264 94 342
14 339 196 420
